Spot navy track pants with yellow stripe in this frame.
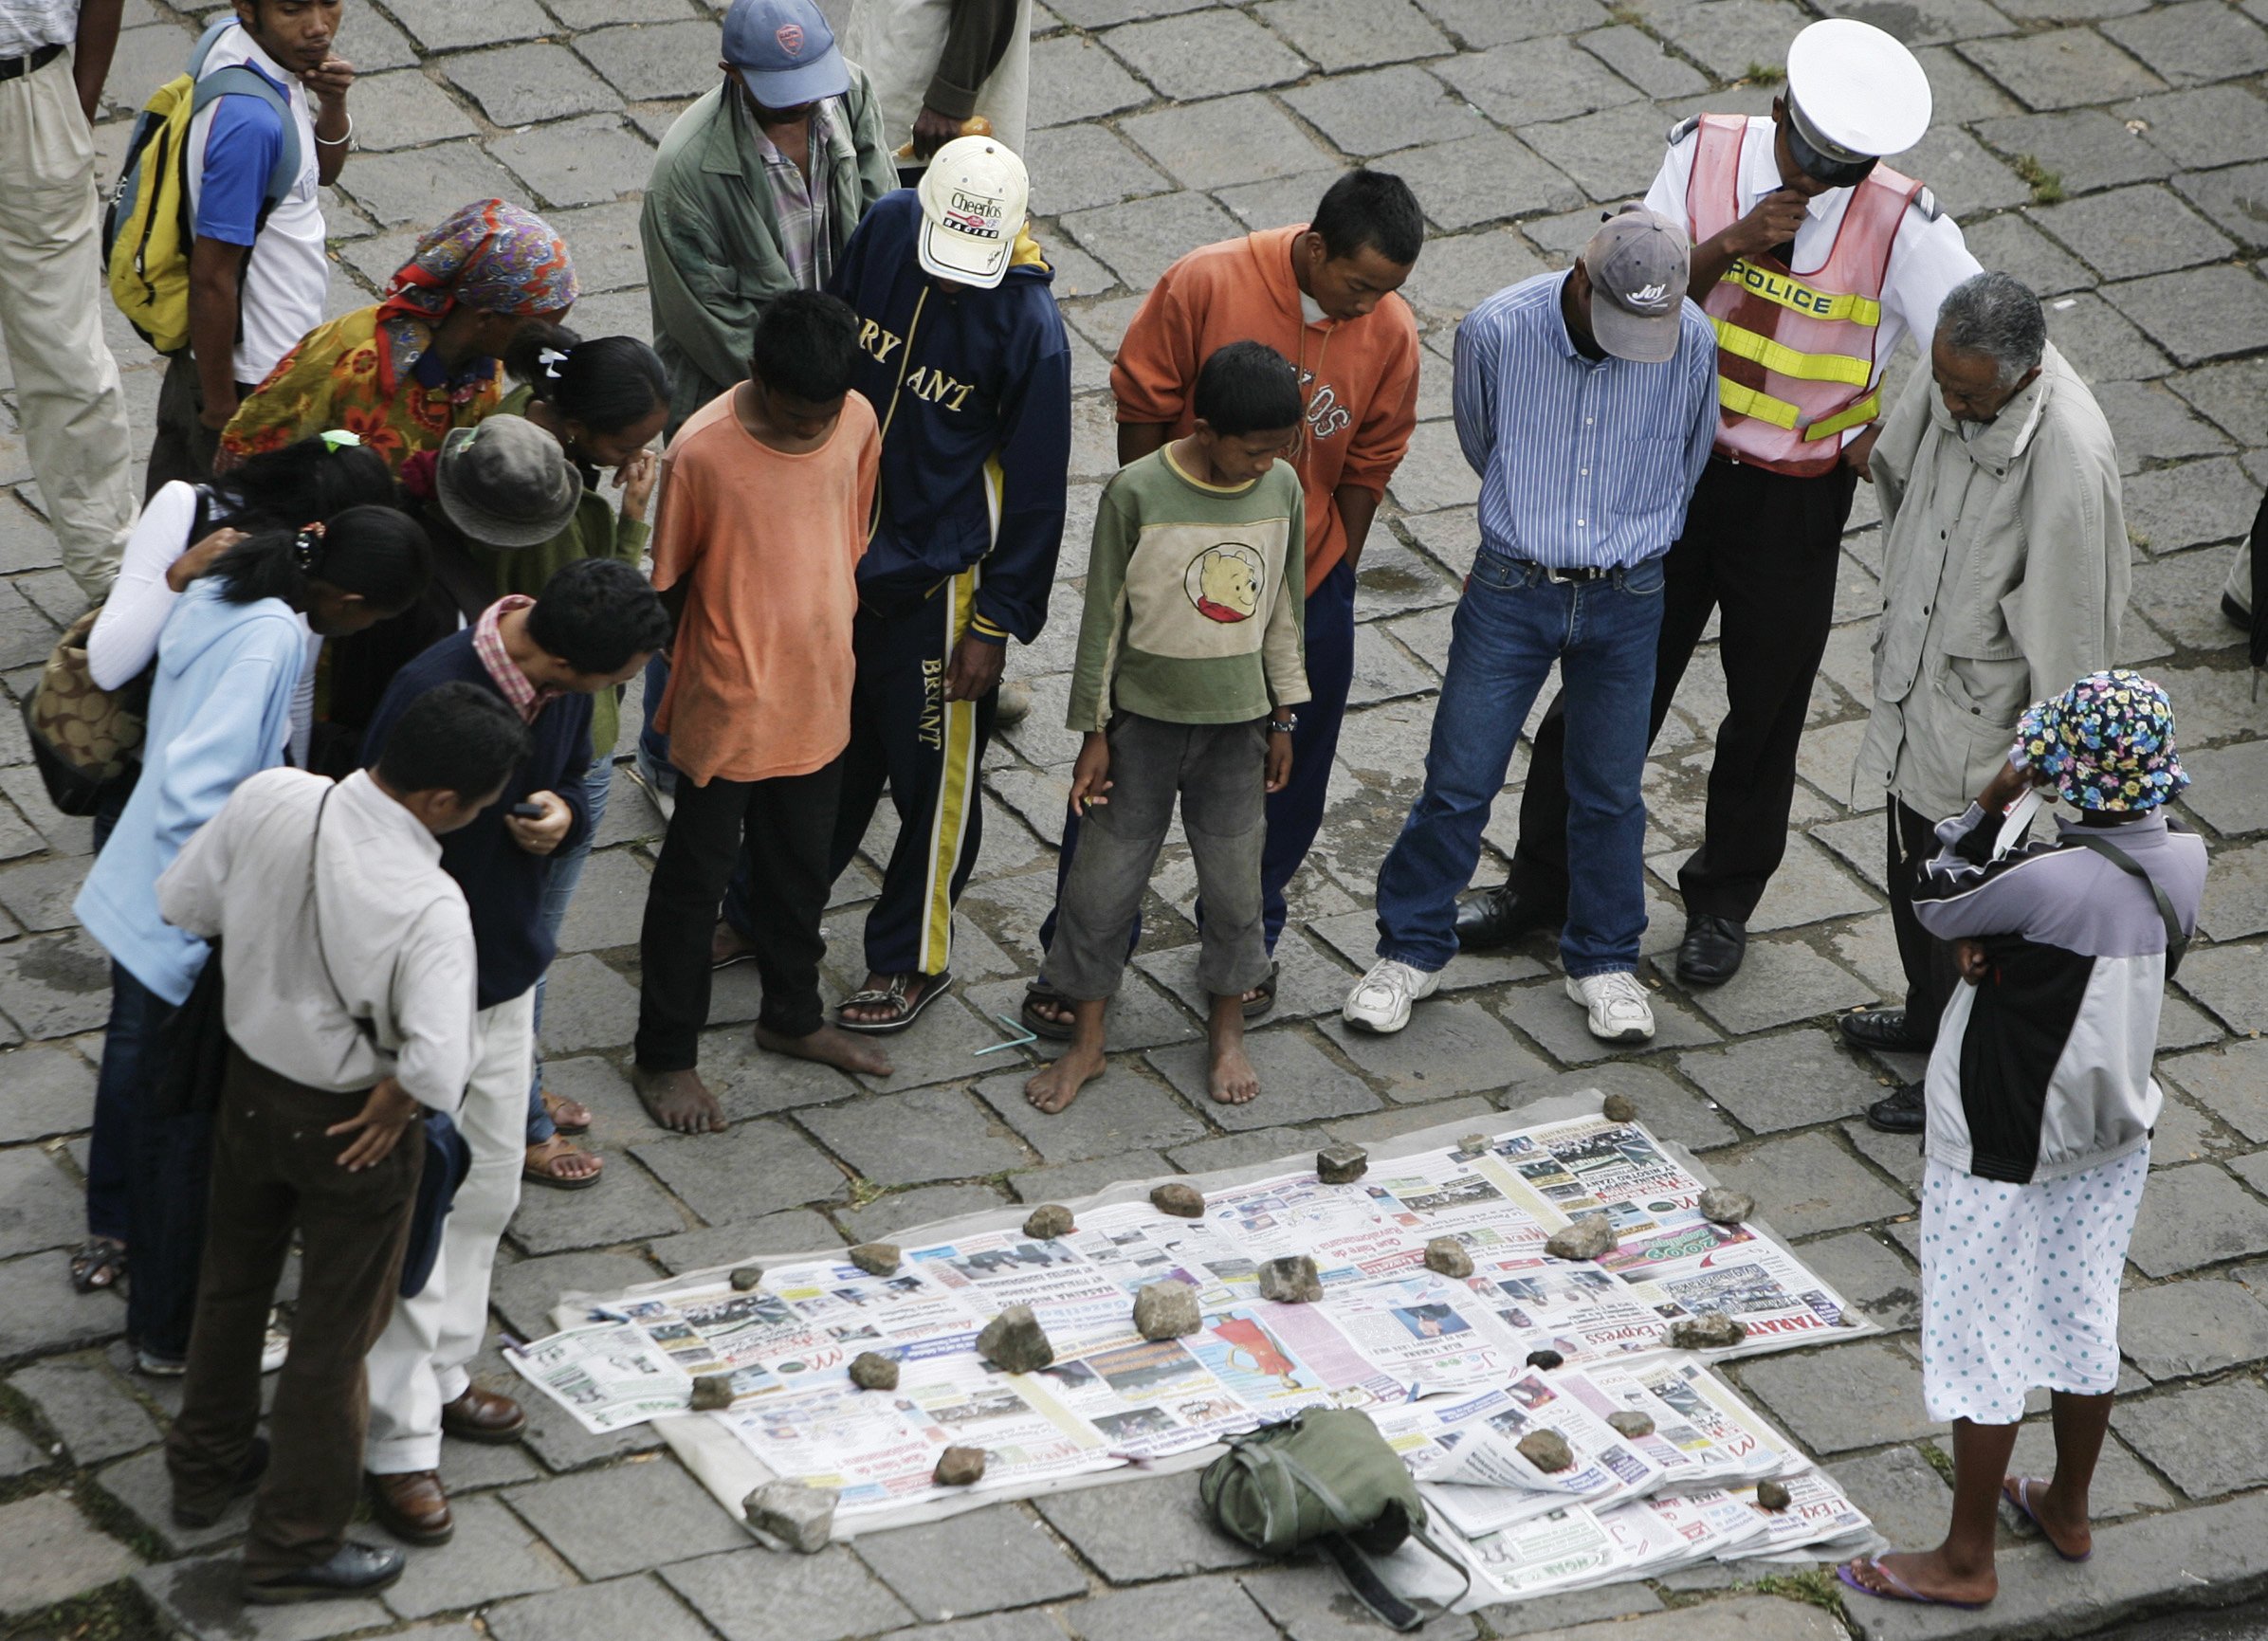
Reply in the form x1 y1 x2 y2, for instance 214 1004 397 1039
829 571 997 980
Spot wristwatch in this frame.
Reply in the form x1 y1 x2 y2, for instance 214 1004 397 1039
1268 715 1298 734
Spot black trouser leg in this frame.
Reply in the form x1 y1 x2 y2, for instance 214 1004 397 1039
1886 799 1963 1040
635 773 757 1071
741 758 844 1040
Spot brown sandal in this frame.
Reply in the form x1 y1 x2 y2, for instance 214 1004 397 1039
522 1135 603 1190
540 1090 592 1136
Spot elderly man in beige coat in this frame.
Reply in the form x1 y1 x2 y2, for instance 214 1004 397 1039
1841 270 2129 1134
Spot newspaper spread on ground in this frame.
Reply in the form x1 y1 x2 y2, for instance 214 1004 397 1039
518 1103 1884 1608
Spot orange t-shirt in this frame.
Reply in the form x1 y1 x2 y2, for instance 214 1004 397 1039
649 387 879 784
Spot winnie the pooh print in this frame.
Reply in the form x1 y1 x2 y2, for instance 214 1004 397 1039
1184 543 1263 624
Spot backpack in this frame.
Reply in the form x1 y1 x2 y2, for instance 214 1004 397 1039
103 19 302 356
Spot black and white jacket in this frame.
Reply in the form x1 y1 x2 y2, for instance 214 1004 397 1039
1912 804 2206 1185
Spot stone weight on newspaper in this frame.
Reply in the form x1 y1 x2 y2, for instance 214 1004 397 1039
1665 1311 1747 1350
1257 1255 1323 1304
1601 1093 1637 1122
1518 1430 1575 1473
1460 1134 1490 1152
1545 1213 1617 1262
849 1242 901 1277
1423 1236 1472 1279
1023 1204 1075 1240
1607 1411 1655 1439
730 1267 762 1291
1526 1348 1564 1370
1315 1143 1369 1184
690 1374 735 1411
850 1351 900 1391
977 1304 1055 1373
1756 1479 1792 1510
935 1445 988 1486
1151 1182 1205 1218
1133 1281 1201 1340
744 1480 838 1553
1697 1188 1754 1226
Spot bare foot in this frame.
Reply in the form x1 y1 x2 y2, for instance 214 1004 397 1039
1027 1043 1106 1114
2004 1476 2093 1560
631 1067 726 1135
1841 1549 1996 1608
1209 1040 1259 1104
756 1021 895 1077
711 922 756 968
540 1089 593 1133
524 1135 603 1186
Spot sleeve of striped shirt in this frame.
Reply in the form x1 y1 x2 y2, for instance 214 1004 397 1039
1681 317 1718 490
1451 306 1499 480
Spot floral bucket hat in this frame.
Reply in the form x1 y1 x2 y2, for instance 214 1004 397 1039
2015 669 2187 812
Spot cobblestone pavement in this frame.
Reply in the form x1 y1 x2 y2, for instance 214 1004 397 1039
4 0 2268 1636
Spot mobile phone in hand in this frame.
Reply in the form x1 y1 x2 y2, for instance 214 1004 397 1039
508 802 544 820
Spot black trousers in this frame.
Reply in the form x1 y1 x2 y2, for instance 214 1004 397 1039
1887 798 1966 1043
1509 457 1858 922
636 756 843 1069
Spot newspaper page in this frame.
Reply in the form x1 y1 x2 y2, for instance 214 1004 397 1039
1416 1372 1667 1538
1041 1332 1256 1459
1460 1249 1668 1363
1728 1468 1873 1555
1463 1507 1622 1599
508 1322 693 1433
906 1231 1132 1346
1314 1272 1525 1395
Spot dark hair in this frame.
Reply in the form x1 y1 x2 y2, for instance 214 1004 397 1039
523 335 669 436
750 290 859 405
1194 341 1304 438
1311 168 1424 268
210 503 432 612
503 320 581 389
526 557 672 675
210 435 395 534
374 680 531 801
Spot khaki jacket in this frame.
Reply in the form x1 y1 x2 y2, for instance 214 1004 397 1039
640 72 896 433
1856 343 2129 819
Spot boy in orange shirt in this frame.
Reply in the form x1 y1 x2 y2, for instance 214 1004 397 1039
632 291 889 1134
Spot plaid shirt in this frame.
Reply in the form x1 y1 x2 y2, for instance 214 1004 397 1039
472 594 560 722
751 112 832 292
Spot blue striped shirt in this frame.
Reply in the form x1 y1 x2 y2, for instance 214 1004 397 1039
1453 272 1719 572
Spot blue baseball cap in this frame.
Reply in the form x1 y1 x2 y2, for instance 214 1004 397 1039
721 0 849 109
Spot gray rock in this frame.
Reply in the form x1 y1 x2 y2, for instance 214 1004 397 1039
1459 1133 1490 1152
977 1304 1055 1374
1601 1092 1637 1122
1423 1237 1473 1279
729 1267 762 1292
1133 1282 1201 1340
848 1242 900 1277
1315 1143 1369 1184
1518 1430 1574 1473
1545 1213 1617 1262
1756 1479 1792 1511
743 1480 837 1553
689 1374 734 1411
1666 1312 1747 1351
850 1352 900 1391
1526 1349 1564 1371
1150 1182 1205 1218
934 1445 988 1486
1698 1187 1756 1226
1256 1255 1324 1304
1023 1204 1075 1240
1607 1411 1655 1440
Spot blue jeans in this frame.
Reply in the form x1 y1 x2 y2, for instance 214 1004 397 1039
636 652 674 794
1375 552 1665 977
84 780 136 1241
109 961 210 1359
525 756 614 1143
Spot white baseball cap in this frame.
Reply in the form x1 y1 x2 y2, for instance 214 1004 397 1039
1784 18 1932 163
916 137 1030 289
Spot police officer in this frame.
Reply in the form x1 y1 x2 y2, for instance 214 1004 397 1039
1458 17 1982 991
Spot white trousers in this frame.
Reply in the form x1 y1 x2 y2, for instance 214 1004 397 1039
365 989 533 1476
0 48 134 597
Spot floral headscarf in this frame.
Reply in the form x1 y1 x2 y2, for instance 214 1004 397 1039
2015 669 2188 813
374 199 578 390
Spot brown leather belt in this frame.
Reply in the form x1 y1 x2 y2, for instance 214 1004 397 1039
0 43 65 82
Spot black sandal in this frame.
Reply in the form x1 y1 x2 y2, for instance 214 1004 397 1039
837 971 954 1035
69 1237 127 1293
1021 980 1076 1042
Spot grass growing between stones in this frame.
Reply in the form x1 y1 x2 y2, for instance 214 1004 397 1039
1918 1439 1958 1485
1745 62 1785 84
1754 1568 1848 1615
1 1585 163 1641
2016 155 2066 205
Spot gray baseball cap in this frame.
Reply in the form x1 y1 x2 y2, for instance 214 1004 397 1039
1582 208 1691 363
435 415 581 550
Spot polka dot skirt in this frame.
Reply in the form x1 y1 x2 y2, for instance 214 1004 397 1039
1918 1146 2149 1426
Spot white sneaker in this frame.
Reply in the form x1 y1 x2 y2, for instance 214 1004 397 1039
261 1311 289 1375
1343 958 1441 1034
1566 970 1655 1044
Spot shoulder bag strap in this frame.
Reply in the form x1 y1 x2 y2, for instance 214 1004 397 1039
307 787 379 1044
1317 1522 1473 1634
2067 831 2189 980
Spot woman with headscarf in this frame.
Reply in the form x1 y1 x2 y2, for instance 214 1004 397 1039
219 199 578 472
1838 671 2206 1611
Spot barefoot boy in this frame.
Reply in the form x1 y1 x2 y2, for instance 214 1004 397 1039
632 291 890 1134
1025 342 1308 1115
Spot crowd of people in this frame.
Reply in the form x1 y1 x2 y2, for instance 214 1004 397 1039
0 0 2219 1614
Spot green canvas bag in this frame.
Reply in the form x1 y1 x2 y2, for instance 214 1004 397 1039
1200 1409 1471 1630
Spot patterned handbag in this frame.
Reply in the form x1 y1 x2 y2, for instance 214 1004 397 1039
22 608 153 817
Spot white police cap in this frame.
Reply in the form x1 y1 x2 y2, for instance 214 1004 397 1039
1784 18 1932 162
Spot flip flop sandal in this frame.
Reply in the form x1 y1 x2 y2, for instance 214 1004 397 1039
1021 980 1076 1042
1243 962 1279 1021
2003 1476 2092 1561
1836 1558 1988 1609
837 971 954 1036
69 1237 128 1293
539 1091 592 1137
523 1135 604 1191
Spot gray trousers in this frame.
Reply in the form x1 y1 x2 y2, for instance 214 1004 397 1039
1048 713 1271 1004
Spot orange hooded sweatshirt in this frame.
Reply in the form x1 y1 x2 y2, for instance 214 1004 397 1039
1108 224 1422 594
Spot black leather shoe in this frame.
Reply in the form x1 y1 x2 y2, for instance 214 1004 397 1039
1838 1008 1934 1054
172 1435 269 1528
1866 1081 1926 1135
1454 884 1563 952
1674 915 1747 986
244 1541 405 1605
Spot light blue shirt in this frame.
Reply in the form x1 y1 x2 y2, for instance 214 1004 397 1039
1453 271 1719 572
